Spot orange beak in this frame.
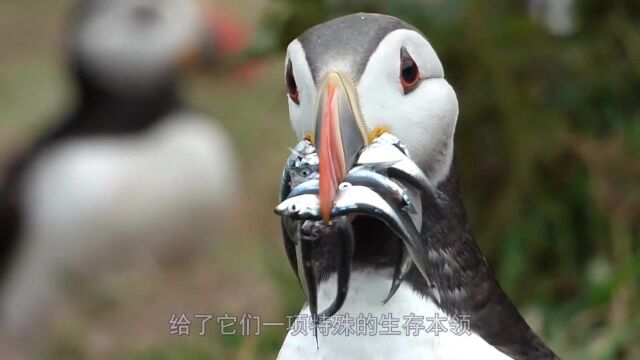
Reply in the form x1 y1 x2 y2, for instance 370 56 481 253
315 73 368 223
201 5 250 67
177 5 250 71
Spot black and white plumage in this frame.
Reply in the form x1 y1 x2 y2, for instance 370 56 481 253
277 13 557 359
0 0 237 335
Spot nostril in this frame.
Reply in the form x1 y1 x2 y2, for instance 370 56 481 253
131 4 159 26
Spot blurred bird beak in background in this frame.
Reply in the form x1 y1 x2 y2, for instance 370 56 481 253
177 4 252 75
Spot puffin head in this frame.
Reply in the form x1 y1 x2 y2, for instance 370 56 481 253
68 0 231 97
285 13 459 221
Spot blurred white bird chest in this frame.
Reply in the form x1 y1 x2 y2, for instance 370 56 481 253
0 111 236 334
21 111 236 263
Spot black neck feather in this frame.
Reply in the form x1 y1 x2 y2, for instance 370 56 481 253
310 162 557 359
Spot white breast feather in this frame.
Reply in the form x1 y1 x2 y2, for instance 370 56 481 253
277 270 512 360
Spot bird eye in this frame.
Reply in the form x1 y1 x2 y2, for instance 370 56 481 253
286 60 300 104
400 47 420 94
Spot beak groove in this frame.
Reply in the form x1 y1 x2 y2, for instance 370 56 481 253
316 73 367 223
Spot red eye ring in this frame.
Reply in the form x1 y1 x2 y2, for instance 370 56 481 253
400 47 420 94
286 60 300 104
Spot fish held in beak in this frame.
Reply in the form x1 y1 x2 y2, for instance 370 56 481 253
275 134 437 332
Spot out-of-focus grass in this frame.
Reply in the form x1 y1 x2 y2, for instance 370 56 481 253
2 0 639 359
0 0 72 156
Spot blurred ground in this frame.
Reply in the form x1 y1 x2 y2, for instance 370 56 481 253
0 0 639 359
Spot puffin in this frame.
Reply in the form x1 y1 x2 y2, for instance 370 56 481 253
0 0 238 335
276 13 558 359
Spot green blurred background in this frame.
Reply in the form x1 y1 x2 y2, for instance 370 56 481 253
0 0 638 359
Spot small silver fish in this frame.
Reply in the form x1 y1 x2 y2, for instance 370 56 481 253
275 134 433 325
287 139 319 188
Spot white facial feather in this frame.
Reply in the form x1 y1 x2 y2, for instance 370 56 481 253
285 40 317 140
359 29 458 184
285 29 459 184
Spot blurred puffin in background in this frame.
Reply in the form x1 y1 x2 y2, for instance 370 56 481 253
0 0 242 336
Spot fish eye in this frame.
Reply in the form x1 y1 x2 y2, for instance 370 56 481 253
400 47 420 94
286 59 300 104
